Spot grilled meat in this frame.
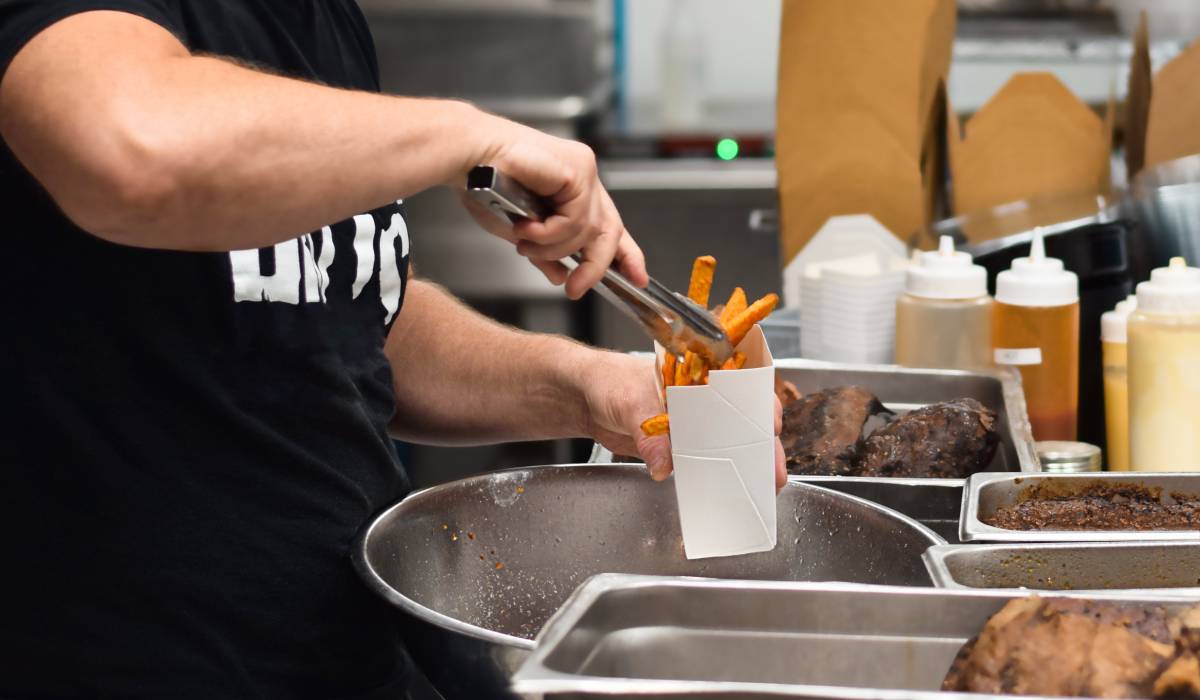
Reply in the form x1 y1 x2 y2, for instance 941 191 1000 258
944 597 1200 699
782 387 998 479
855 398 999 478
781 386 893 476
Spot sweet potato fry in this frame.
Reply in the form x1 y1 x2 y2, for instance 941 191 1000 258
640 413 670 436
684 351 706 384
720 351 747 371
724 293 779 346
719 287 747 326
661 353 677 388
686 255 716 307
675 352 690 386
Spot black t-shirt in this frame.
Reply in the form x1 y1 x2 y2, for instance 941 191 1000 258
0 2 418 698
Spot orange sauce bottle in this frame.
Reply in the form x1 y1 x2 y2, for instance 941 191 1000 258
992 233 1080 441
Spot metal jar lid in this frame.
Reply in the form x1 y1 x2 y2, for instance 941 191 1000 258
1036 441 1102 472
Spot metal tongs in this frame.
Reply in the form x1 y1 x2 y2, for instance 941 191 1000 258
466 165 733 364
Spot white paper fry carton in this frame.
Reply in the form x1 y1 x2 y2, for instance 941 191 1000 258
656 325 777 560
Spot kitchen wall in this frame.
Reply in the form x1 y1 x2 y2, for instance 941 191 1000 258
622 0 781 107
619 0 1184 132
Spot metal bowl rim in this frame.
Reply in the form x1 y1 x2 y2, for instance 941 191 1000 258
352 463 946 651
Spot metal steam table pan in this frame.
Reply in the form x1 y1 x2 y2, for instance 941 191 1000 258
960 471 1200 542
512 574 1196 699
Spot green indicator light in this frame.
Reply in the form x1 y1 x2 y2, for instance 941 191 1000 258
715 138 739 161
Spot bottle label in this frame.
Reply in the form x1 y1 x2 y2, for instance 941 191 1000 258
994 347 1043 366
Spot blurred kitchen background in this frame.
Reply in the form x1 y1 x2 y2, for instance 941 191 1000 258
356 0 1196 486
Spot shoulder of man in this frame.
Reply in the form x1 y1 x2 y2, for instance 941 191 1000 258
0 1 180 81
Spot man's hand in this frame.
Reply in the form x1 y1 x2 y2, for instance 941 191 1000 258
461 118 647 300
579 352 787 490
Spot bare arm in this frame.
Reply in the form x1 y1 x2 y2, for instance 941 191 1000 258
0 10 645 294
386 279 787 487
385 279 674 475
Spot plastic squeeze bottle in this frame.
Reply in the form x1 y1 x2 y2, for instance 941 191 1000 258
896 236 993 369
1128 258 1200 472
993 232 1080 441
1101 295 1136 471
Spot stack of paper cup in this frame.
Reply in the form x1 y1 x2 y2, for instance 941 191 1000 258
800 254 908 364
785 215 910 364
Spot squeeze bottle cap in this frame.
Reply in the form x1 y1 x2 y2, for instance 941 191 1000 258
904 236 989 299
1101 294 1138 343
1136 257 1200 313
994 231 1079 307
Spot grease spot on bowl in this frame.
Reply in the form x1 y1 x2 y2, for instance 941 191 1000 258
488 472 529 507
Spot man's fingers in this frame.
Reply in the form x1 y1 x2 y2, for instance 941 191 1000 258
612 229 648 287
527 258 570 286
637 433 673 481
774 396 783 436
515 227 606 263
460 195 520 244
512 213 583 248
563 228 620 299
775 438 787 492
566 258 609 300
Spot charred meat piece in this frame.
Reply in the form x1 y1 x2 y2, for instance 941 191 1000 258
943 597 1200 699
855 398 999 478
782 386 893 476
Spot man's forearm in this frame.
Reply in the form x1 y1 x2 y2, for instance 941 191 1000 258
385 279 594 445
0 11 498 251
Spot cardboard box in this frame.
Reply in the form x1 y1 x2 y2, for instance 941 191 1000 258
1124 12 1152 181
1131 13 1200 171
658 326 776 560
946 72 1112 221
1144 42 1200 168
775 0 956 265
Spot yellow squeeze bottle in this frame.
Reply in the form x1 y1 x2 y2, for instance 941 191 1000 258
1128 258 1200 472
1100 295 1136 470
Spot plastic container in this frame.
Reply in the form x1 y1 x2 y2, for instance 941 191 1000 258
1128 257 1200 472
1101 295 1137 471
993 232 1080 441
1036 441 1102 473
896 236 993 370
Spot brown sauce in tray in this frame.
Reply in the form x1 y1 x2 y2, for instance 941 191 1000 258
984 480 1200 531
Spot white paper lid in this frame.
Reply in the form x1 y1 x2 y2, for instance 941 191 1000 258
905 236 989 299
994 231 1079 307
1136 257 1200 313
1100 295 1138 343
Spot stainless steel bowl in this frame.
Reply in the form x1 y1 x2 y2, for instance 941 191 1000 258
354 464 944 700
1132 155 1200 267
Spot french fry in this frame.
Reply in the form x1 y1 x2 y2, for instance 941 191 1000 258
640 413 670 436
661 353 677 389
675 352 690 386
686 255 716 307
685 352 706 384
720 352 747 371
653 256 765 428
719 287 747 326
724 293 779 346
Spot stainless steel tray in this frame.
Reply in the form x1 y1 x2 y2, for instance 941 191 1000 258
961 472 1200 542
591 359 1037 541
924 542 1200 595
513 574 1196 699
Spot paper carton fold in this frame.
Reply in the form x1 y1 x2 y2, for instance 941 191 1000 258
660 326 777 560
